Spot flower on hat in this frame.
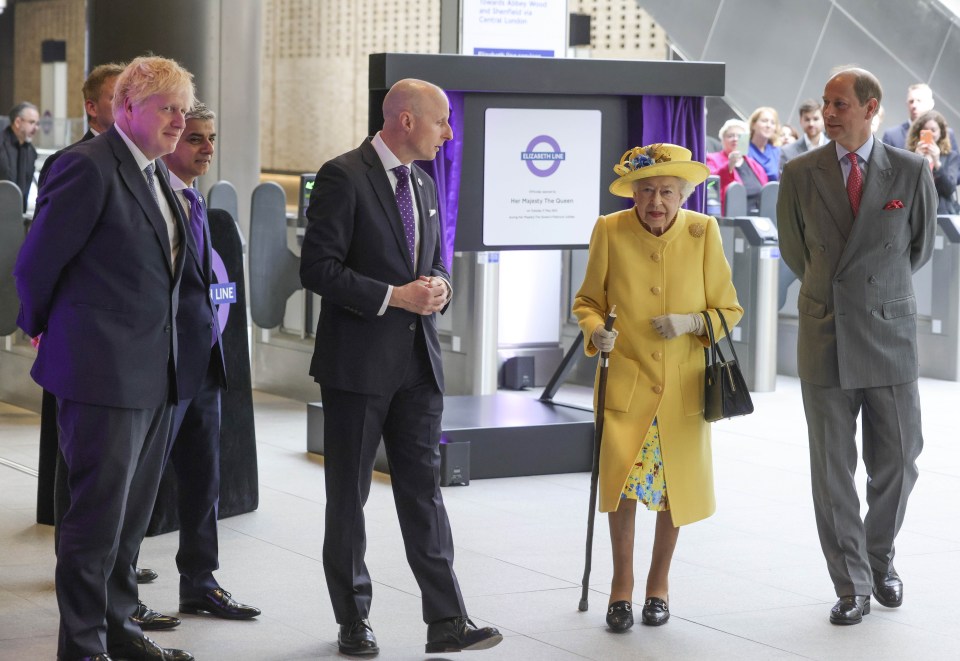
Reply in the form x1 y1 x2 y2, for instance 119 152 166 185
613 144 672 177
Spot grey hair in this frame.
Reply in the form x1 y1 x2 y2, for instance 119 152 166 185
8 101 38 125
186 101 216 122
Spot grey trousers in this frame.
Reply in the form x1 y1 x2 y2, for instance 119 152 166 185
800 380 922 596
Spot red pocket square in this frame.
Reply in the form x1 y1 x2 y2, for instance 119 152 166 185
883 200 904 210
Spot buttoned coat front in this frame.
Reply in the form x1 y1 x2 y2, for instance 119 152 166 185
574 207 742 525
777 141 936 389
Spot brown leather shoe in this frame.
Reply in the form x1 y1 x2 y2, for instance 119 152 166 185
425 616 502 653
830 595 870 625
872 567 903 608
179 587 260 620
131 601 181 631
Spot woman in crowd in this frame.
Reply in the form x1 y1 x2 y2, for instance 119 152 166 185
907 109 959 214
747 106 782 181
574 143 743 633
706 119 768 214
779 124 799 146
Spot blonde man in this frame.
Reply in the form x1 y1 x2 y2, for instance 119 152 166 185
15 56 195 661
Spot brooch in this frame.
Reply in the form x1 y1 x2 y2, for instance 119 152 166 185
688 223 705 238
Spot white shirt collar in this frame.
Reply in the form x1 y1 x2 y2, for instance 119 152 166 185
372 132 407 171
835 134 874 165
804 133 826 150
167 170 189 192
114 123 153 172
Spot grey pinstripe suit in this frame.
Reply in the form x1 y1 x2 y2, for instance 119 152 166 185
778 139 936 596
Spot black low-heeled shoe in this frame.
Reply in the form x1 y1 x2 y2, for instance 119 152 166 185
605 600 634 632
641 597 670 626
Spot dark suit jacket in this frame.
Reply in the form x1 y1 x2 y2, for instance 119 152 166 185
173 192 227 400
300 138 449 396
882 120 958 152
14 126 186 408
37 129 96 191
777 140 936 390
0 125 38 210
779 136 827 172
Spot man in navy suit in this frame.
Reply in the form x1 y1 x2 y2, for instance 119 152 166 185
14 56 195 661
155 101 260 623
881 83 957 152
300 79 502 656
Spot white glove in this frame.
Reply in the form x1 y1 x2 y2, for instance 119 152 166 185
591 324 619 353
651 313 704 339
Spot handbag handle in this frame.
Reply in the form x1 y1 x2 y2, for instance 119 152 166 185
700 310 739 367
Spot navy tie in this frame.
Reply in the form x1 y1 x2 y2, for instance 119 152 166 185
392 165 416 264
180 187 206 258
143 163 159 204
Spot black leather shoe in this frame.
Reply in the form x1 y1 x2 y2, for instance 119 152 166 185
641 597 670 626
425 616 503 653
338 619 379 657
872 567 903 608
179 588 261 620
605 600 633 632
76 655 113 660
830 595 870 625
135 568 158 584
131 601 181 631
108 635 193 660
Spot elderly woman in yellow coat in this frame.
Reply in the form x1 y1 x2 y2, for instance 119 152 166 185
573 143 742 632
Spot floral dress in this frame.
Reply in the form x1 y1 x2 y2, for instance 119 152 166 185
620 418 668 510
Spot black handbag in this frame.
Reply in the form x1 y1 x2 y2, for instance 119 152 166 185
701 310 754 422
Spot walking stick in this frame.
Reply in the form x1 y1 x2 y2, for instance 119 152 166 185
579 306 617 612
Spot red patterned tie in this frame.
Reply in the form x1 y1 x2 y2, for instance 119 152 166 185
846 152 863 217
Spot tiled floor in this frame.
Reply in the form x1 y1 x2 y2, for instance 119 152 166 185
2 376 959 660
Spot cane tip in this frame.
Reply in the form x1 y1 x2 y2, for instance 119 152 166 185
578 599 589 612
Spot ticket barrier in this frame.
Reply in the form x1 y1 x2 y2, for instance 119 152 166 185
918 215 960 380
717 216 779 392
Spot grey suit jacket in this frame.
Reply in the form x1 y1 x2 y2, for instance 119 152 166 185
777 140 936 389
779 138 810 173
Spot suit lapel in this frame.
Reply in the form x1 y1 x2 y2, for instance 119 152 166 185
361 140 415 275
410 164 434 275
836 142 894 274
811 146 854 241
108 129 179 278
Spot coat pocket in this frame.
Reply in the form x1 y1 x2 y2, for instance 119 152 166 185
797 291 826 318
882 295 916 319
680 358 705 416
603 355 640 413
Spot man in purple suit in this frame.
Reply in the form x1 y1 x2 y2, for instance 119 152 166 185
14 56 195 661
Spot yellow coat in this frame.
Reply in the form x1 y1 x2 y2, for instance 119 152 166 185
573 207 743 526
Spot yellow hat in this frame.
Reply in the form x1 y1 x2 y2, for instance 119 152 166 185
608 143 710 198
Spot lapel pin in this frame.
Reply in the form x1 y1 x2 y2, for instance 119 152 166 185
417 177 423 186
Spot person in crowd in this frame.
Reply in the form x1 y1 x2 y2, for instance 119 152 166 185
706 119 768 213
149 101 261 626
780 100 828 171
747 106 782 181
881 83 957 153
778 67 936 626
906 110 958 214
299 78 502 657
14 56 196 661
0 101 40 210
574 143 743 633
779 124 799 145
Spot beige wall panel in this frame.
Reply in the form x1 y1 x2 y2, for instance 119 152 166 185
13 0 86 117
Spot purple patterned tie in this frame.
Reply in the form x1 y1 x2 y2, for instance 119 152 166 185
180 187 206 258
392 165 416 264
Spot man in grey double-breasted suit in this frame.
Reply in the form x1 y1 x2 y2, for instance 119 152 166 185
778 68 936 626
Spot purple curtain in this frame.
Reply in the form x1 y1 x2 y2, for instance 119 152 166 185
628 95 707 213
419 92 706 262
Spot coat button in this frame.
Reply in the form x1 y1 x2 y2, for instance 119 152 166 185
871 309 880 317
819 245 826 252
651 253 661 262
653 385 663 394
409 322 416 331
651 286 661 295
885 243 893 250
868 275 878 284
652 351 662 361
164 325 171 332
